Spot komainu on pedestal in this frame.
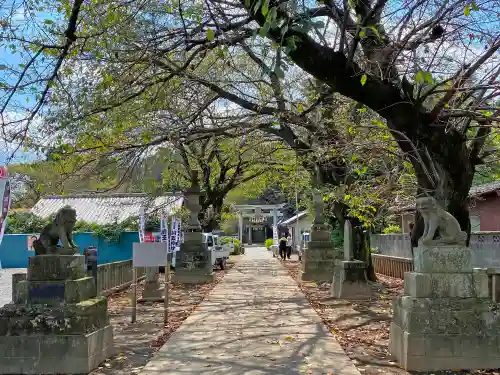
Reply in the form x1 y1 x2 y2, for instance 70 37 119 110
389 196 500 372
0 206 114 374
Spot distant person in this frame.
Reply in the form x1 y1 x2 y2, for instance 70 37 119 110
408 222 414 233
279 236 287 260
286 235 292 259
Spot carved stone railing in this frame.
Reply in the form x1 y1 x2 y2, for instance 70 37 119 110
90 260 146 295
371 253 413 279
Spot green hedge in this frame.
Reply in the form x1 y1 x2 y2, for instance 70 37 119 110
220 236 242 255
6 212 157 243
265 238 274 248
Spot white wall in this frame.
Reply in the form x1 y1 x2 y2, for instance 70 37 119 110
287 216 313 248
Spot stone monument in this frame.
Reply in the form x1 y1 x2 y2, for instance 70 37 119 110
173 170 215 284
389 196 500 372
300 189 340 282
331 220 372 298
0 206 114 374
140 267 164 301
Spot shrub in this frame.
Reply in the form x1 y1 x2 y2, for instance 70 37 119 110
233 239 241 254
265 238 274 248
6 212 51 234
220 236 242 255
6 212 138 243
383 224 401 234
331 229 343 248
220 236 235 244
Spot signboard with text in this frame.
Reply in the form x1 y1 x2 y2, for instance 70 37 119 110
132 242 168 267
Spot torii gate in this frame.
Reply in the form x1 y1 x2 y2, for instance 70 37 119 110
234 204 285 245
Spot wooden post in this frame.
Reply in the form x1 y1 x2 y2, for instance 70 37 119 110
131 267 137 323
164 254 170 325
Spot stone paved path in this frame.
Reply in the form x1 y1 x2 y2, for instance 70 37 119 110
140 246 360 375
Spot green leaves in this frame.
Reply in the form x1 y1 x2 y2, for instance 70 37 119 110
360 74 367 86
414 71 433 85
253 0 262 14
259 23 270 37
206 28 215 41
261 0 270 16
464 1 480 16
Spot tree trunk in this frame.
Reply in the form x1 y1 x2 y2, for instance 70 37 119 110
199 198 223 233
351 218 377 282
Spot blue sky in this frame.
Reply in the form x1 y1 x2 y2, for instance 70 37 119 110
0 1 56 165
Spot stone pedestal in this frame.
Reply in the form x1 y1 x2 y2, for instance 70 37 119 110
173 170 215 284
0 255 114 374
300 225 340 282
389 245 500 372
173 231 215 284
331 259 372 299
140 267 163 301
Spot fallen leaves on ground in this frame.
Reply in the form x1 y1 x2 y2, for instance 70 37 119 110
90 265 233 375
281 259 500 375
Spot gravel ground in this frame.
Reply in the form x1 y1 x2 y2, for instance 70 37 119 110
0 268 26 307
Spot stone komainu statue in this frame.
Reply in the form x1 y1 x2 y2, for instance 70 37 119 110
32 205 79 255
415 196 467 246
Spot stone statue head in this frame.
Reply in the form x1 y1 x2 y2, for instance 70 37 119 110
55 205 77 231
416 196 438 213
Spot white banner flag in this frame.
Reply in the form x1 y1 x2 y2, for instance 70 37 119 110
138 207 146 243
0 167 11 247
160 213 172 253
171 217 181 252
272 225 279 246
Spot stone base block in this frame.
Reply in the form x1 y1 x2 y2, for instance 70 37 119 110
300 243 338 283
0 297 109 335
11 273 26 303
331 260 372 299
172 270 215 284
28 255 86 281
14 276 97 306
0 325 114 374
300 269 335 283
413 245 472 273
141 279 163 300
175 243 212 273
404 271 489 298
310 228 331 242
139 284 164 302
389 322 500 372
392 295 500 335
